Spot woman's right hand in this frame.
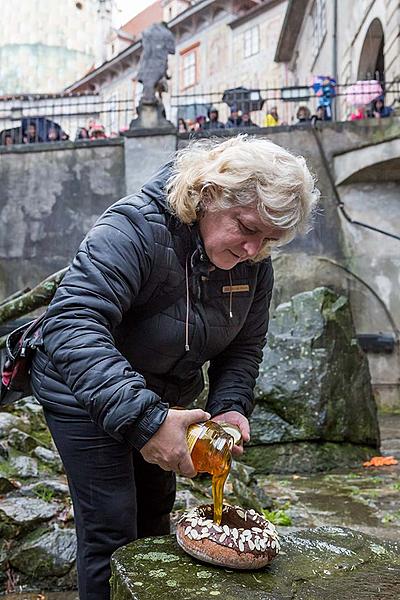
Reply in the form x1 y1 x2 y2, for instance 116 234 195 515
140 408 210 477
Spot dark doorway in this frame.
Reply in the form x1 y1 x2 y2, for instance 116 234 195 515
358 18 385 81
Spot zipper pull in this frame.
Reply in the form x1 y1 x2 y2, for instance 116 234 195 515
20 339 29 357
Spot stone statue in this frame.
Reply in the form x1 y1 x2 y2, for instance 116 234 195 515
137 22 175 104
130 22 175 130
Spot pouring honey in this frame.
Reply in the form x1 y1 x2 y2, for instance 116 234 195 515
186 420 242 524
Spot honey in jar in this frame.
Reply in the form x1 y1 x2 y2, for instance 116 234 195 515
186 420 241 524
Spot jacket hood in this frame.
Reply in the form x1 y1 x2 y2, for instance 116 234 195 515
207 106 219 119
140 161 174 212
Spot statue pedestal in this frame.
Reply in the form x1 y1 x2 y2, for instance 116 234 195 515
122 126 176 196
130 101 175 131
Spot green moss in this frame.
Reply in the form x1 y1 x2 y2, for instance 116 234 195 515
110 528 400 600
262 507 292 526
32 484 56 503
33 429 53 448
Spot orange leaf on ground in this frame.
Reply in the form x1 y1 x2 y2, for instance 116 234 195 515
363 455 398 467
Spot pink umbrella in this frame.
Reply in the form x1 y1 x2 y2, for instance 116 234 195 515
345 80 383 106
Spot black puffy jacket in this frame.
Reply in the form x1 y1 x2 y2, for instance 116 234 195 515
31 164 274 450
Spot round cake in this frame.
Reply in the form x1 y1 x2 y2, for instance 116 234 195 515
176 504 280 569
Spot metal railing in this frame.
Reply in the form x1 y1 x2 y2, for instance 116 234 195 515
0 94 136 146
170 80 400 130
0 80 398 145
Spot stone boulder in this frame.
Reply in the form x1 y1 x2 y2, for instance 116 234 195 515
110 527 400 600
246 287 380 473
0 496 59 538
9 526 77 586
0 397 77 592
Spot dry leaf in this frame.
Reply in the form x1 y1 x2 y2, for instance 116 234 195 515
363 455 398 467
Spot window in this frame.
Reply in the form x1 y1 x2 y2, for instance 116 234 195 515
180 43 200 90
243 25 260 58
311 0 327 60
182 51 196 88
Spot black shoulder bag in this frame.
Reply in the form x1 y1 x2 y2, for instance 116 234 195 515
1 313 45 406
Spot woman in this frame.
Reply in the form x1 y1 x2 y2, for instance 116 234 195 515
177 117 188 132
370 98 393 119
31 135 318 599
295 105 311 124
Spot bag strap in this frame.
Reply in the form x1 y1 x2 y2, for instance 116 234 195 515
6 313 46 360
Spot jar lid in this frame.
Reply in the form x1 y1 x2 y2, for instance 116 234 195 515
218 423 242 445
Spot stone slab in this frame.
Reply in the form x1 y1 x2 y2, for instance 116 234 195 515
110 526 400 599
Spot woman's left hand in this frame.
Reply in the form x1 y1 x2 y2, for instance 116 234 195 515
211 411 250 457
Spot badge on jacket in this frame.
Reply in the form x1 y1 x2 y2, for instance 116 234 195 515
222 285 250 293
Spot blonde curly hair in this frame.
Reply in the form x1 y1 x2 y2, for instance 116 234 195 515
166 135 319 260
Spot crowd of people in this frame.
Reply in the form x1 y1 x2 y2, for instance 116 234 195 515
177 105 260 132
0 118 113 146
1 96 395 146
177 95 395 132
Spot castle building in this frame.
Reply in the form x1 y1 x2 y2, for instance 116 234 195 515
0 0 114 95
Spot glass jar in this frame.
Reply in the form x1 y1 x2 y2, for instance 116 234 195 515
186 420 241 524
186 420 240 475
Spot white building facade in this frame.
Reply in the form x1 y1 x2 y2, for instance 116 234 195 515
275 0 399 118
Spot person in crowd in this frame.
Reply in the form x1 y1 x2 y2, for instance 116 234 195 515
178 118 188 133
47 126 61 142
295 106 311 124
241 112 258 128
87 118 96 133
311 106 327 126
194 115 207 131
23 122 43 144
76 127 89 140
60 131 70 141
203 107 225 130
369 97 393 119
2 133 14 146
263 106 279 127
348 105 367 121
89 122 107 139
225 105 243 128
317 77 335 120
30 134 319 599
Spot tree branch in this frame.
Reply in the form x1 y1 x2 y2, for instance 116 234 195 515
0 267 68 327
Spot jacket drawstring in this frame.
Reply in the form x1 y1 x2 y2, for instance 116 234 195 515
185 255 190 351
228 271 233 318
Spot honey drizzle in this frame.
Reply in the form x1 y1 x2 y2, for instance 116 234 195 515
190 435 231 524
212 470 230 525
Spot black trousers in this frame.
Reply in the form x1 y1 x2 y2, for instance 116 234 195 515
43 409 176 600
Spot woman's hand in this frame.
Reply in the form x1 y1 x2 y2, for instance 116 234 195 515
140 408 210 477
211 411 250 457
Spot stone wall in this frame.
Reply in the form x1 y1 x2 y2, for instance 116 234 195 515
0 139 126 299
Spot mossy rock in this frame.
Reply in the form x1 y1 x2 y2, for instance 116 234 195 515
242 441 376 474
110 527 400 599
9 526 77 578
250 288 380 473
